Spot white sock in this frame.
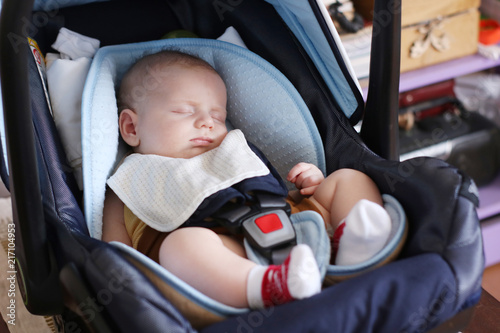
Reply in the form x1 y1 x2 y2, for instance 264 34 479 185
247 265 267 309
286 244 322 300
246 244 321 309
334 200 391 266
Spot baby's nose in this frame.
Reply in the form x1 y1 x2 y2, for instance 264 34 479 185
196 112 214 128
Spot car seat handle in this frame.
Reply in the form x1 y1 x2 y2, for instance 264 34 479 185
361 0 402 161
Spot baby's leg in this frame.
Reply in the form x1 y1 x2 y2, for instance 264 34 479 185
159 228 321 308
159 227 254 308
312 169 391 265
312 168 383 228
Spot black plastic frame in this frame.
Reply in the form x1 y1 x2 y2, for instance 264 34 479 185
0 0 63 314
361 0 402 160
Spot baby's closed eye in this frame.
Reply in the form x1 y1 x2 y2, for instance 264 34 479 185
210 110 227 122
171 106 194 114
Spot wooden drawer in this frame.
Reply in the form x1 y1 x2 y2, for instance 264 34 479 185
400 8 480 72
352 0 480 72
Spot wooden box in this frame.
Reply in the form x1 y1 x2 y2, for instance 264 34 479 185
353 0 480 72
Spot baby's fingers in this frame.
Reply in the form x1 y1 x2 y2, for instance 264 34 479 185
300 185 319 196
287 162 313 182
296 172 323 191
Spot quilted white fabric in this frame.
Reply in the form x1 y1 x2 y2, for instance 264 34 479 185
106 130 269 232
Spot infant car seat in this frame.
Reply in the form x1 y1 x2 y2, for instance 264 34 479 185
0 0 483 332
81 37 409 327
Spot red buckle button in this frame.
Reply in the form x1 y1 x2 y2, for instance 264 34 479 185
255 214 283 233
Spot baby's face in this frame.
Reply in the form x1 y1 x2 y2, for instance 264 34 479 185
133 65 228 158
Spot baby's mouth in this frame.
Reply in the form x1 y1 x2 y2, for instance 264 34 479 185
190 137 214 146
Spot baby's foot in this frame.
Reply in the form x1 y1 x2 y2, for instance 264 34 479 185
332 199 391 265
247 244 321 308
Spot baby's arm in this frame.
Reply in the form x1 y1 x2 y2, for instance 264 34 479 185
287 162 325 196
102 187 132 246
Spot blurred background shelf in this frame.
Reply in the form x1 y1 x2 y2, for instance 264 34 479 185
361 47 500 98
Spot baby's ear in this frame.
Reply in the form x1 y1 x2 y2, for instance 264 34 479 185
119 109 140 147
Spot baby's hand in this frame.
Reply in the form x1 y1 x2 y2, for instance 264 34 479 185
287 162 325 196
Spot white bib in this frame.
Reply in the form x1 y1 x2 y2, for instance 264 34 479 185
107 130 270 232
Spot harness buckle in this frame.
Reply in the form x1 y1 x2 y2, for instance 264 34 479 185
213 192 296 264
242 209 296 263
